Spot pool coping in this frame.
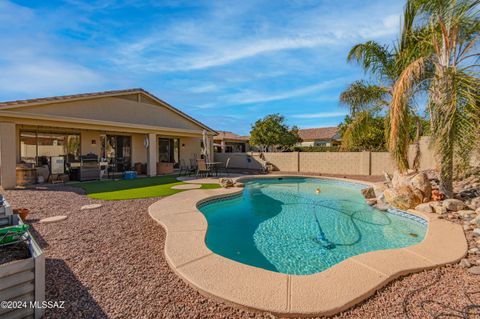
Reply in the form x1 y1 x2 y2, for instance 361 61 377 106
148 174 467 317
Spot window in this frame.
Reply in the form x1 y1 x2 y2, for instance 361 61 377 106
20 131 80 165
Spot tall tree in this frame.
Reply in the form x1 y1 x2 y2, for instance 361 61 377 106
250 114 302 152
390 0 480 197
340 0 427 165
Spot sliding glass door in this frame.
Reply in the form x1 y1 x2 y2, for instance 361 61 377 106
102 135 132 172
158 138 180 168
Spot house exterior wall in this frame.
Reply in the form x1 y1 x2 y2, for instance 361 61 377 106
80 130 101 155
132 134 148 164
0 122 17 189
298 139 337 147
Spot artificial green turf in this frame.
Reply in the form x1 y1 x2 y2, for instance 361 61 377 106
71 175 220 200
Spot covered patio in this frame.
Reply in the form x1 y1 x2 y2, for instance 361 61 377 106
0 89 216 189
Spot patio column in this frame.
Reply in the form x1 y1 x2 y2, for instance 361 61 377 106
147 133 157 177
0 122 17 189
221 140 225 153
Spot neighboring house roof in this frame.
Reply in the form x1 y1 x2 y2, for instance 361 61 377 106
0 88 216 133
298 127 340 141
214 131 249 142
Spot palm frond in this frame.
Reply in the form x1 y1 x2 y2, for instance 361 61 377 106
389 57 427 171
347 41 396 81
339 81 389 116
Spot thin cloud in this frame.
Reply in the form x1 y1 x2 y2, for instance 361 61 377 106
111 2 402 72
224 78 349 105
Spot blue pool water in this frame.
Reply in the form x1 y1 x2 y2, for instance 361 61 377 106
198 177 427 275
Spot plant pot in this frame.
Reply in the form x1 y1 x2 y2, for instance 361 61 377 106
13 208 30 221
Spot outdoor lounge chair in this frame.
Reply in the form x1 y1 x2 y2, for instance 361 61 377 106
196 159 211 177
0 224 30 247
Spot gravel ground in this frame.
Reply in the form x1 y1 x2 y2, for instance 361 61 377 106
1 183 480 319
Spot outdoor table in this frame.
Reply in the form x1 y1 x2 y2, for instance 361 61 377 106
206 162 222 177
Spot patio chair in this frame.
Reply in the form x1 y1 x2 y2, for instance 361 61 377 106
179 159 189 176
0 224 30 247
196 159 211 177
218 157 231 176
189 159 198 172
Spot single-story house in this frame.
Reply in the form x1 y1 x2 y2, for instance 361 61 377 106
213 131 249 153
297 127 341 147
0 88 216 189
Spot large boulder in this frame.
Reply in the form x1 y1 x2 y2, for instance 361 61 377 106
443 199 466 211
384 186 423 210
391 171 431 202
410 172 432 202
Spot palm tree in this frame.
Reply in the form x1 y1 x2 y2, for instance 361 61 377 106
340 0 425 167
390 0 480 197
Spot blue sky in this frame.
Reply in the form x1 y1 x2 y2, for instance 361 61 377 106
0 0 404 135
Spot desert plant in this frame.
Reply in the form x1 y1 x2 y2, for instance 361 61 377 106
390 0 480 197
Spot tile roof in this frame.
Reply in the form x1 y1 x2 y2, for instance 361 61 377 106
298 127 340 141
0 88 216 133
0 88 145 107
214 131 249 141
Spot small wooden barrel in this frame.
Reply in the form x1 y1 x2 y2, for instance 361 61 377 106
16 168 37 186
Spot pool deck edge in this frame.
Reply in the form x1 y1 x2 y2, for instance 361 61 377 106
148 174 467 317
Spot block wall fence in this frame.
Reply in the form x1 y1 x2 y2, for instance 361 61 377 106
214 137 436 175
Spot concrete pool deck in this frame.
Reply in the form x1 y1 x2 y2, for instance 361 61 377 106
148 175 467 317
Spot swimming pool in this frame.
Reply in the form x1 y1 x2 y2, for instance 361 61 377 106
198 177 427 275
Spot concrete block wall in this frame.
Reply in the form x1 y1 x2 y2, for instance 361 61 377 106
214 138 436 176
263 152 298 172
299 152 369 175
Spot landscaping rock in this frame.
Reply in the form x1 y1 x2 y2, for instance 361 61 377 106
431 202 447 214
374 202 390 211
460 258 471 268
81 203 103 210
468 248 479 254
468 266 480 275
443 199 466 211
372 182 387 197
431 189 445 201
235 182 245 188
414 203 433 214
361 187 376 199
470 197 480 210
458 210 476 220
219 178 234 188
384 186 422 210
410 172 432 201
40 215 68 223
470 216 480 226
473 228 480 237
366 198 377 206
